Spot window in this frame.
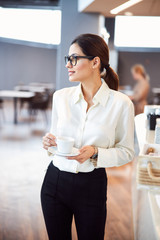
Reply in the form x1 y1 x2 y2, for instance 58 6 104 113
114 16 160 50
0 7 61 47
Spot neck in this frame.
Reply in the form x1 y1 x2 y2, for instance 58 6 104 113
81 75 102 101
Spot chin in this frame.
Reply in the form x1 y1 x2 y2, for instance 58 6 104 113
68 76 79 82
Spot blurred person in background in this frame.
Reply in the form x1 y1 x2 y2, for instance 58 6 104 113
130 64 150 115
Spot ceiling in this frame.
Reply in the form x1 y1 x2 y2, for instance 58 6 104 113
81 0 160 17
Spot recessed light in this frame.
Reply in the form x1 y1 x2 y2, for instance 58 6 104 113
110 0 143 15
124 11 133 16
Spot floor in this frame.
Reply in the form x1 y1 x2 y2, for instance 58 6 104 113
0 101 134 240
104 164 134 240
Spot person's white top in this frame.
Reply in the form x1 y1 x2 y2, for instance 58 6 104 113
49 80 135 173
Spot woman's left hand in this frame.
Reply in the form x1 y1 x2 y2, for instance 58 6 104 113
67 145 95 164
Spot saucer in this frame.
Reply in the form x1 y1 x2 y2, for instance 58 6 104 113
48 146 80 157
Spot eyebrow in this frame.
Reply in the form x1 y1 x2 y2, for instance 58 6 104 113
69 53 81 56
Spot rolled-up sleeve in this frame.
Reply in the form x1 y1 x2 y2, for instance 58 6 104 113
97 101 135 168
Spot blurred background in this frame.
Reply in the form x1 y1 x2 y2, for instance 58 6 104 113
0 0 160 239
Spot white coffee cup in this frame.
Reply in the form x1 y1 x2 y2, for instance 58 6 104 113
56 136 75 154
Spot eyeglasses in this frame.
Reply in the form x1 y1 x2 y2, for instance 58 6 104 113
65 55 95 66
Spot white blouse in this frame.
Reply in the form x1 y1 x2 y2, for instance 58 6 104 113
49 80 135 173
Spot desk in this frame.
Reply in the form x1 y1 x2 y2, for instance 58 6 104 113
0 90 35 124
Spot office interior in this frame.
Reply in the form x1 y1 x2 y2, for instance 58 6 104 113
0 0 160 239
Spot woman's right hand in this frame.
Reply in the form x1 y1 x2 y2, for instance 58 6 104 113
42 133 57 150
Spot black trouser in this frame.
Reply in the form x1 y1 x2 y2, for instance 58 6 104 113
41 162 107 240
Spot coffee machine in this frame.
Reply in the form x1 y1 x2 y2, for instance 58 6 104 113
144 105 160 130
144 105 160 143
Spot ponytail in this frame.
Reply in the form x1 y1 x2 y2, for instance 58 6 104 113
103 66 119 91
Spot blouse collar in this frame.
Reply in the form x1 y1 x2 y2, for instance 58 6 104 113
73 79 110 107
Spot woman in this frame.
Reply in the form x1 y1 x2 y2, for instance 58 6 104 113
130 64 150 115
42 34 134 240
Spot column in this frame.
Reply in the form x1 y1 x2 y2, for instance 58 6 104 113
56 0 100 89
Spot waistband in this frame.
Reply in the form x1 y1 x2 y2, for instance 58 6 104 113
50 162 106 177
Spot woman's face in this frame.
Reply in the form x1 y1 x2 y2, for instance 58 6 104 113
66 43 94 83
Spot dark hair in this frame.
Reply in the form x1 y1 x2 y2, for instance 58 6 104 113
71 33 119 91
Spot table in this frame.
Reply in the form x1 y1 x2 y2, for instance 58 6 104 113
119 89 134 97
0 90 35 124
14 85 45 93
29 82 55 89
134 113 160 240
152 88 160 94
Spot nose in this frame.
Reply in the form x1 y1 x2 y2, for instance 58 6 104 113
65 61 72 68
